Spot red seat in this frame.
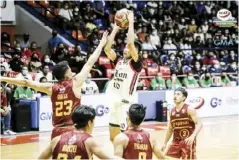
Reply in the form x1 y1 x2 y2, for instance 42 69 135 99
98 56 112 69
7 71 19 78
72 30 87 41
42 8 56 18
27 0 41 7
40 0 51 8
146 67 158 76
139 68 146 77
159 66 171 80
106 69 114 79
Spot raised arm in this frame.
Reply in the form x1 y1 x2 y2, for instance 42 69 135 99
1 77 53 96
86 137 123 159
73 31 108 88
104 24 120 61
127 11 138 62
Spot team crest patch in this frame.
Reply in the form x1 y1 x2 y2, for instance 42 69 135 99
59 85 66 93
68 135 76 145
137 134 143 143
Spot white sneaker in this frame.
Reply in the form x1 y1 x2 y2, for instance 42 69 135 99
4 130 17 135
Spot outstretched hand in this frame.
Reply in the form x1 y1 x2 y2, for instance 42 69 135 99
99 31 109 46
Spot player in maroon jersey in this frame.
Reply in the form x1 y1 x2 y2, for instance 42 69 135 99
38 105 122 159
162 87 203 159
114 104 166 159
1 31 109 139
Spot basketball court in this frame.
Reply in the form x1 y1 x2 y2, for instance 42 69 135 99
1 115 238 159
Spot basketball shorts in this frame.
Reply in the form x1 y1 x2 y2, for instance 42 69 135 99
166 139 197 159
51 126 74 140
109 100 132 131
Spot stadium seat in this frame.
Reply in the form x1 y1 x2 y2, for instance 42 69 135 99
146 67 158 76
98 56 112 69
106 69 114 79
41 8 56 18
39 0 51 8
159 66 171 80
72 30 87 41
7 71 19 78
27 0 41 8
140 68 146 77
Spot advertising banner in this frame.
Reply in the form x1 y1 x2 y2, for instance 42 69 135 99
38 97 53 131
138 90 166 120
0 1 16 22
165 87 239 118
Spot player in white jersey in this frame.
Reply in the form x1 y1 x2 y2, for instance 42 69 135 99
104 11 142 141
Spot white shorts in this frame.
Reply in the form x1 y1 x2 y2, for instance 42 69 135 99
109 101 131 131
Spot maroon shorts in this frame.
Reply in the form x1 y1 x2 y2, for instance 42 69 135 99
51 126 74 140
166 140 197 159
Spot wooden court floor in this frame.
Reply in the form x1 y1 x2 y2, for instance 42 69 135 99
1 115 238 159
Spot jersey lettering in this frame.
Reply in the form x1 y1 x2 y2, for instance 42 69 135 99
57 153 81 159
55 100 73 117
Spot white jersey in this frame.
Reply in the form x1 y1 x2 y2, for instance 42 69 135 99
106 58 141 102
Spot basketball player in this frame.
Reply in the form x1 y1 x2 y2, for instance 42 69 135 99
162 87 203 159
104 11 142 141
1 31 109 139
114 104 166 159
38 105 122 159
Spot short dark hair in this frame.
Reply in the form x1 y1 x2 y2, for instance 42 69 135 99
174 87 188 99
52 61 69 81
128 104 146 126
39 77 47 83
72 105 96 129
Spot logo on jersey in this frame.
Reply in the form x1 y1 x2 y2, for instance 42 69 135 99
210 97 222 108
68 135 76 145
137 134 143 143
95 105 109 117
179 129 190 139
59 85 66 94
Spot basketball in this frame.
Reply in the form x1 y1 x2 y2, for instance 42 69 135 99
114 8 129 29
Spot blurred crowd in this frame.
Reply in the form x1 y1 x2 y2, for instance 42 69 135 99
1 1 239 134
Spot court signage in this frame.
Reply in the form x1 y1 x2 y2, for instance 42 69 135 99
95 105 109 117
165 87 239 118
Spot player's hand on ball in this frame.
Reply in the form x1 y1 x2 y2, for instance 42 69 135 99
184 135 195 146
99 31 109 46
113 23 122 31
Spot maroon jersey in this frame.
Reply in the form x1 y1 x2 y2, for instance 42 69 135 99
52 131 92 159
123 129 153 159
51 79 81 126
170 104 195 142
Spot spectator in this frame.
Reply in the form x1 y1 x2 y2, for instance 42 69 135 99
0 85 16 135
13 85 33 100
69 45 87 73
180 37 192 56
199 72 213 88
41 55 55 71
201 20 209 33
228 50 237 63
1 32 11 51
28 53 42 72
167 53 181 74
51 43 70 63
166 73 182 89
194 27 205 43
9 52 24 72
182 72 199 88
203 51 217 65
226 62 238 84
35 65 53 82
142 51 155 68
48 30 62 55
20 33 31 50
192 61 205 76
58 2 73 31
142 35 157 50
38 77 48 96
208 60 222 74
149 29 161 48
163 38 177 55
23 42 43 60
81 74 99 95
16 66 33 80
221 72 231 87
138 25 148 42
188 19 197 33
150 72 166 90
